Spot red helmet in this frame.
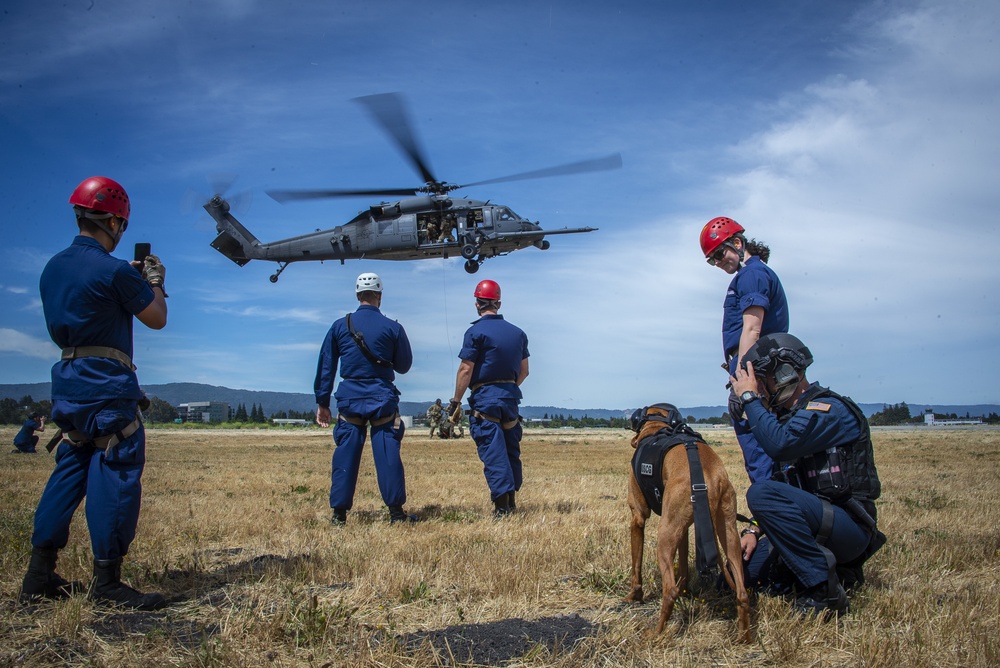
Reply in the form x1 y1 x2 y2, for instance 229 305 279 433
474 279 501 301
69 176 130 220
699 216 744 257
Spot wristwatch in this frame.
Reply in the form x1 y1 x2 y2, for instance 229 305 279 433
740 390 760 404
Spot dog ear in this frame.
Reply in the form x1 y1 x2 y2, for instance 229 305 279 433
630 432 641 449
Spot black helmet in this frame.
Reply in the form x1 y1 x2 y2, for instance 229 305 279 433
743 333 813 405
743 333 813 376
629 403 685 433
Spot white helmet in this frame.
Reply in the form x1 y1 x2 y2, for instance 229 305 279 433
356 272 383 293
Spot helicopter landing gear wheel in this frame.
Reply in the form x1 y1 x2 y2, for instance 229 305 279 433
461 244 477 260
464 259 480 274
270 261 289 283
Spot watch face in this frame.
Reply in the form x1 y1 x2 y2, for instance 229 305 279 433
741 391 758 402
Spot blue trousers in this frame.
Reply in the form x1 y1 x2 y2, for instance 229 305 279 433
13 435 39 453
330 398 406 510
746 480 870 590
469 400 522 501
729 358 774 483
31 427 146 561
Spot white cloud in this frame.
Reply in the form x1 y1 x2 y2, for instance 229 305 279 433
0 328 58 359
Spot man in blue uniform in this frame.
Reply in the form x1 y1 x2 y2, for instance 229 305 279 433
701 216 790 484
12 412 46 453
449 279 529 517
315 272 417 525
730 333 884 618
20 176 169 609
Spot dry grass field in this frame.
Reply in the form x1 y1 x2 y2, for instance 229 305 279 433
1 425 998 667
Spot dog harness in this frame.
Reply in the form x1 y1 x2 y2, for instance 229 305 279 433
632 425 720 577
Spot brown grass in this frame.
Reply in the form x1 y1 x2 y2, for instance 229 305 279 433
1 425 998 667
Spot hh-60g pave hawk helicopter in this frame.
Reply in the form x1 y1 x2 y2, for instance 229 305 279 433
206 93 621 282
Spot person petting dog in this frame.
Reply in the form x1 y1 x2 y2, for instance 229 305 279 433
729 333 885 618
314 272 418 525
700 216 790 484
449 279 529 518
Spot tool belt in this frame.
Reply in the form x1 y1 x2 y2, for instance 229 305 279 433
46 417 142 454
470 378 516 392
338 412 399 428
61 346 135 370
470 410 519 430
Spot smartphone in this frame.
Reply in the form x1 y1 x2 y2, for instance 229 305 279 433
134 243 151 263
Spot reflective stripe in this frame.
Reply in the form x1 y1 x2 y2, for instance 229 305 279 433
61 346 135 370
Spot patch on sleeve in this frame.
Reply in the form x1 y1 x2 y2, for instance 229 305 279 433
805 401 832 412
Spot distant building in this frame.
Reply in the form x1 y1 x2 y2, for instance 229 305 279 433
272 418 310 426
923 409 982 426
178 401 230 423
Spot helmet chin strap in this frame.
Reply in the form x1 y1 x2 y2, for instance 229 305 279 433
80 210 125 250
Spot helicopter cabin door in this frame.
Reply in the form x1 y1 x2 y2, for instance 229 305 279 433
375 214 417 250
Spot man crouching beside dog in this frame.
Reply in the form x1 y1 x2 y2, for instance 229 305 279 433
730 333 886 619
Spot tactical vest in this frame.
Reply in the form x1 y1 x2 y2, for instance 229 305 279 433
631 427 704 516
778 385 881 518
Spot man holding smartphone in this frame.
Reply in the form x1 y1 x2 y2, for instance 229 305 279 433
20 176 169 609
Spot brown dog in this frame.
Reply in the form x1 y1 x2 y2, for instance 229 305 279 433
624 406 751 641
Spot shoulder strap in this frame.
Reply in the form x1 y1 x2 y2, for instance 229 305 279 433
345 313 392 369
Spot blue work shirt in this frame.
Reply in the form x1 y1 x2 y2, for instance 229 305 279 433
39 236 155 435
459 314 529 403
744 384 863 462
14 418 42 447
721 255 789 357
314 304 412 408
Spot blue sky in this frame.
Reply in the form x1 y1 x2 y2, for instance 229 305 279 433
1 0 997 410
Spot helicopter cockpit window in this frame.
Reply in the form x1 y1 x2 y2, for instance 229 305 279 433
496 207 518 222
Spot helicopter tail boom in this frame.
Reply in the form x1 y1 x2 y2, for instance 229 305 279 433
205 196 262 266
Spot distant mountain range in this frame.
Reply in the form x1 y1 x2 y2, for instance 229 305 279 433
3 382 998 421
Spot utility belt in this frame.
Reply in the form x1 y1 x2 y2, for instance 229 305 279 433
470 378 516 392
61 346 135 370
338 412 400 428
45 417 143 454
469 410 520 430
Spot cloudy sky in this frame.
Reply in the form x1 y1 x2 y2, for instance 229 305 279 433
1 0 997 410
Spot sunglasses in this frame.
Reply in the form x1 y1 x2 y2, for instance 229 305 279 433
706 247 728 266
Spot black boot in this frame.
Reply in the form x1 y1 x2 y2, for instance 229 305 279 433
507 490 517 512
331 508 347 526
19 547 83 602
793 581 848 620
91 559 167 610
492 494 512 519
388 506 418 524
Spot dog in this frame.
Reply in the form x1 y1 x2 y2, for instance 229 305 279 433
624 404 751 641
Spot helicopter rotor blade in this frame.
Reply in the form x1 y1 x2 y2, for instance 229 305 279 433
353 93 438 186
457 153 623 189
267 187 418 203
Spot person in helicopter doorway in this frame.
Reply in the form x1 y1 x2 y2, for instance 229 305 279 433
449 279 529 518
314 272 418 525
20 176 169 610
728 332 886 619
12 412 46 454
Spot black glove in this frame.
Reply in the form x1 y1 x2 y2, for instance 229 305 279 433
447 399 461 420
728 389 744 421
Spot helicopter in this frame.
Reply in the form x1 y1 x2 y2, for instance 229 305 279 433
206 93 621 282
